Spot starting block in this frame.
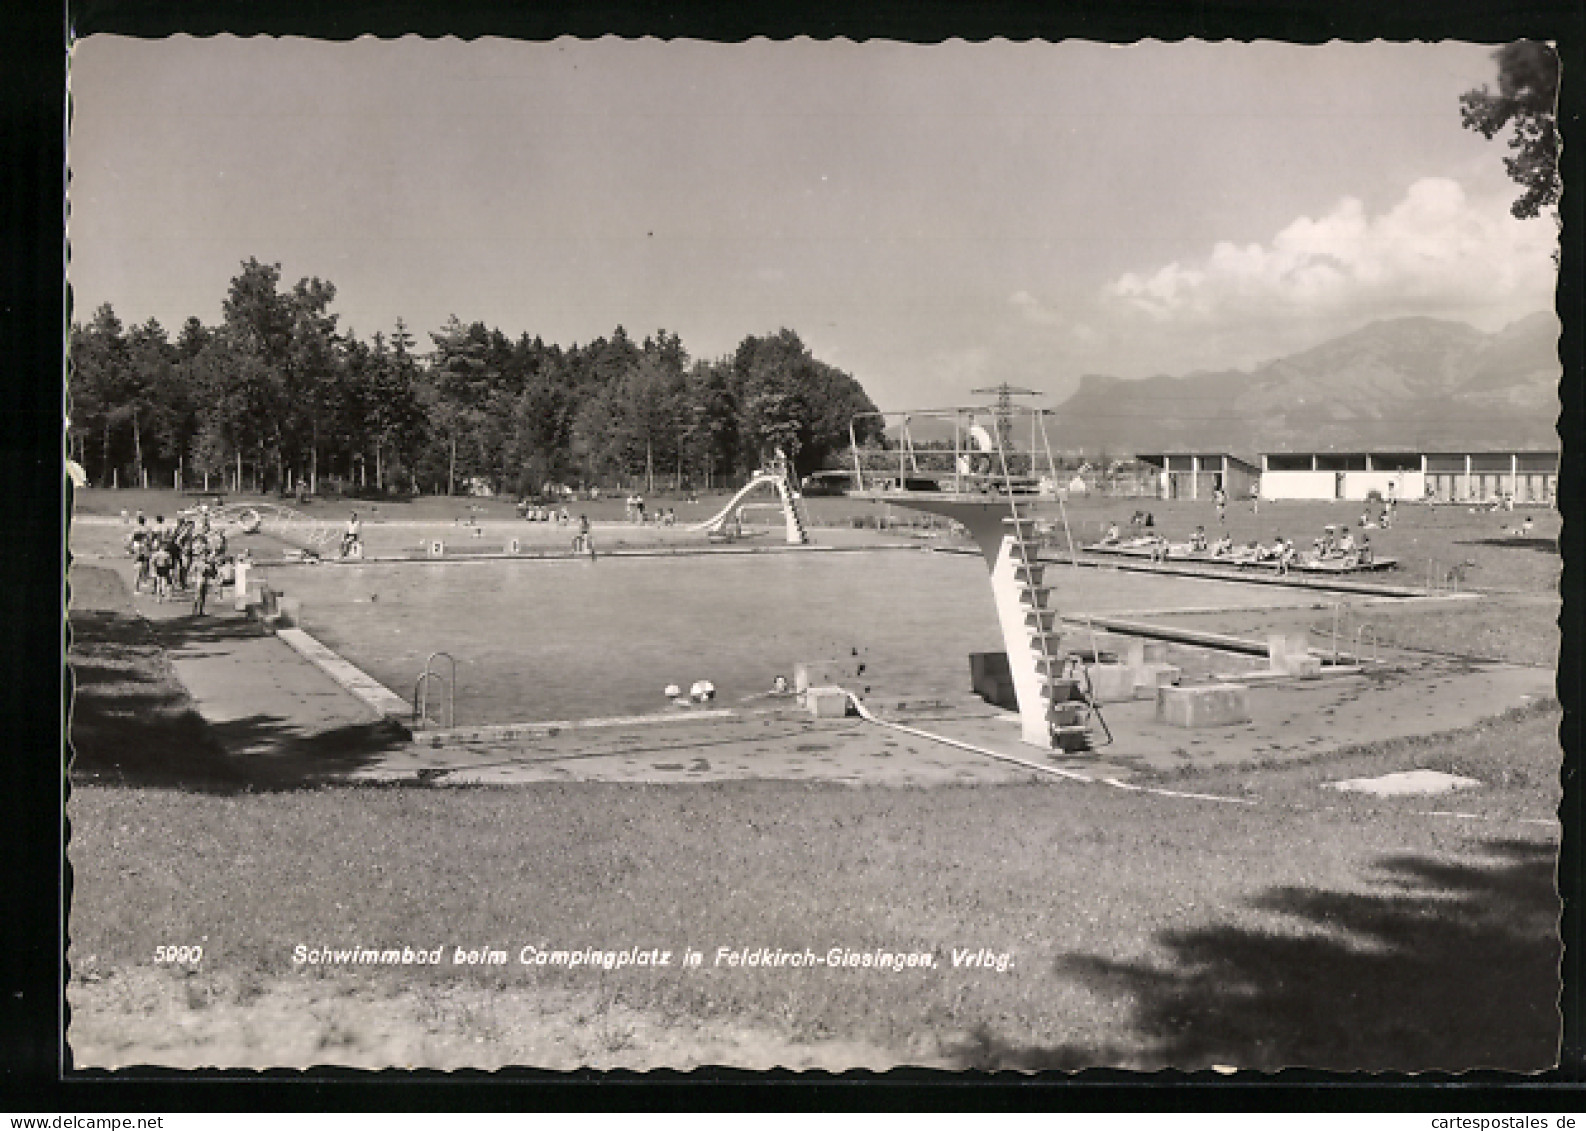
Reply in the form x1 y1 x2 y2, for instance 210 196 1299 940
1132 662 1182 698
805 686 852 719
1084 663 1137 703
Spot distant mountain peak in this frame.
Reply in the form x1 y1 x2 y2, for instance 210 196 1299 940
1046 313 1557 457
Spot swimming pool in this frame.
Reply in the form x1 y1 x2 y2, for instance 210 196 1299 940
271 550 1334 725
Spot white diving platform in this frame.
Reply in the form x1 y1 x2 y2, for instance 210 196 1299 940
854 488 1079 750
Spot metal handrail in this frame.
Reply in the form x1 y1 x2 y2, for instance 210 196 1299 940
846 406 1066 498
1355 624 1380 665
415 651 457 729
413 671 445 729
1329 601 1354 664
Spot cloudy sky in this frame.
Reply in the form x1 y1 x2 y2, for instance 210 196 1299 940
68 36 1557 411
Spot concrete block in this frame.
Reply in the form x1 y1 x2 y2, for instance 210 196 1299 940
1156 684 1251 728
1287 655 1323 679
806 685 852 719
1125 639 1171 668
1132 663 1182 697
969 652 1016 709
1267 640 1321 675
233 562 252 610
1085 663 1137 704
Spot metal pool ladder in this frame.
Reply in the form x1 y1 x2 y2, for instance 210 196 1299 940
414 651 457 729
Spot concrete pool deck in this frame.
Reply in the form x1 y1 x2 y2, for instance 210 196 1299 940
71 537 1554 791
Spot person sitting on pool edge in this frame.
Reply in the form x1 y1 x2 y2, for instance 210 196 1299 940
1190 525 1208 552
1211 532 1233 557
1275 536 1296 575
1100 521 1121 546
572 514 594 556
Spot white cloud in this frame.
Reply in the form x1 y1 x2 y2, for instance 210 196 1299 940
1010 289 1062 326
1103 178 1556 332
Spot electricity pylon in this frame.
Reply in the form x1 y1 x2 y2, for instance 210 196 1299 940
971 383 1043 475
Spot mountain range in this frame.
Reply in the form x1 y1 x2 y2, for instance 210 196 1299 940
1037 312 1561 459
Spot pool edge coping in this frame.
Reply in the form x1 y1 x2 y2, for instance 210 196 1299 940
273 625 413 723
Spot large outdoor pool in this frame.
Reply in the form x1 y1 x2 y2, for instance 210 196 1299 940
272 550 1334 725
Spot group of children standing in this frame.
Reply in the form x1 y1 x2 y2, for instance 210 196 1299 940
126 508 236 615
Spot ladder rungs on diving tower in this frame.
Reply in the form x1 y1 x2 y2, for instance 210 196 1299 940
847 398 1098 751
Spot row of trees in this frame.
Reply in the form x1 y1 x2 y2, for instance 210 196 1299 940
69 258 884 497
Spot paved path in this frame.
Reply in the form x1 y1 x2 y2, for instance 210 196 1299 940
74 537 391 768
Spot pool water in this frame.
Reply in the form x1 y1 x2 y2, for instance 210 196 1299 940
273 551 1331 725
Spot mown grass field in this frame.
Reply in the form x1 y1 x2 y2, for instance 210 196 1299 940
67 697 1560 1071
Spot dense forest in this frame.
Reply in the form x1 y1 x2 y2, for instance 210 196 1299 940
69 257 885 497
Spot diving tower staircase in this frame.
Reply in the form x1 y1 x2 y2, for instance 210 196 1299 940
848 405 1097 751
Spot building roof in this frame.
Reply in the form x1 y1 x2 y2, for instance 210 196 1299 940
1135 452 1260 471
1260 446 1557 457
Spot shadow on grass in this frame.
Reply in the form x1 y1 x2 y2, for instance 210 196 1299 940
68 567 411 793
946 839 1560 1073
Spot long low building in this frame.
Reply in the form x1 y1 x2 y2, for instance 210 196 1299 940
1135 453 1260 501
1258 450 1557 504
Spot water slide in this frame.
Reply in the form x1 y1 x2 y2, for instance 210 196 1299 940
690 471 810 545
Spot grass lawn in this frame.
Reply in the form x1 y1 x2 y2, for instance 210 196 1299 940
67 698 1560 1071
